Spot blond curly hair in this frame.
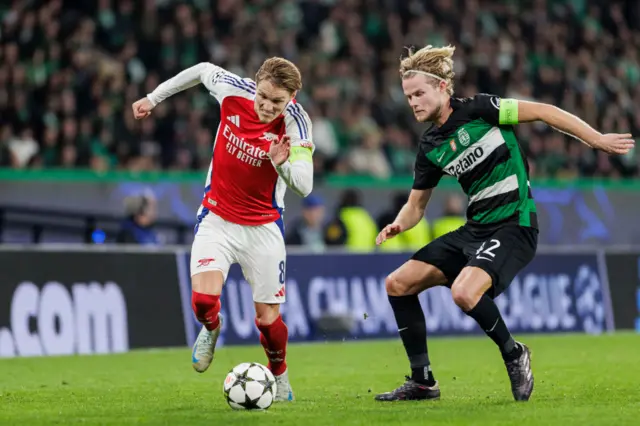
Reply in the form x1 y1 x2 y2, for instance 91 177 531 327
399 45 456 95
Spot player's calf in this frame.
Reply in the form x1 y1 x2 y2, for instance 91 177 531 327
379 261 444 402
191 291 222 373
256 315 288 376
255 313 292 401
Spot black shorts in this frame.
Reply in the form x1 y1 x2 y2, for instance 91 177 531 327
411 224 538 298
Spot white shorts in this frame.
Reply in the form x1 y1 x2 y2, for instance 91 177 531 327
190 212 286 304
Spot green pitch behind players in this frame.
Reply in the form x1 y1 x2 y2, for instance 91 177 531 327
375 44 634 402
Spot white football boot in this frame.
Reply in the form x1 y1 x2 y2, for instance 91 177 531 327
191 315 222 373
274 369 295 401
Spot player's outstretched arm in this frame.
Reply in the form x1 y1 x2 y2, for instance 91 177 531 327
269 135 313 197
147 62 218 107
376 188 432 246
132 63 220 119
514 100 635 155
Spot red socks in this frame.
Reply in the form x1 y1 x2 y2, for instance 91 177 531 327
191 291 287 375
256 315 288 376
191 291 221 331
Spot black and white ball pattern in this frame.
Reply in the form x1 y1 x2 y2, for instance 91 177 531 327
223 362 277 410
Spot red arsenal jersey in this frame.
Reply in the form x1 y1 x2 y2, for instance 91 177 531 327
195 66 314 230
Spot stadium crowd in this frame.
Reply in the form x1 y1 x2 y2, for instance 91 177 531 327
0 0 639 178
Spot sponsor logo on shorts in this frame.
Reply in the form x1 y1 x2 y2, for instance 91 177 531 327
274 286 286 298
197 258 216 267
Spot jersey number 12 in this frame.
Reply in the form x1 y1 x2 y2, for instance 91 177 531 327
476 239 501 261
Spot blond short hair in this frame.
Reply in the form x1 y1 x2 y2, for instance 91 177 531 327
399 45 456 95
255 57 302 94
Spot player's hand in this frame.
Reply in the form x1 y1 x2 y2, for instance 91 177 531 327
132 97 154 120
376 223 403 245
269 135 291 166
592 133 635 155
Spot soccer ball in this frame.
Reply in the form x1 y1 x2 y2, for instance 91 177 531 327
223 362 277 410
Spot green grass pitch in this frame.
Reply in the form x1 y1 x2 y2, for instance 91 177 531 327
1 333 639 425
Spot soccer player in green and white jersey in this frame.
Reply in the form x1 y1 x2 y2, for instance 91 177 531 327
374 45 634 402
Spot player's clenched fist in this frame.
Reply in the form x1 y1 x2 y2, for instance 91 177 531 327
376 223 403 245
132 97 154 120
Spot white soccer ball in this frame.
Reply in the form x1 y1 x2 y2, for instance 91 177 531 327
223 362 277 410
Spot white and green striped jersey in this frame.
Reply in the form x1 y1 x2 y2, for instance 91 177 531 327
413 94 537 229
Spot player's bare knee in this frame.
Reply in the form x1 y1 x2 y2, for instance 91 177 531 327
385 275 409 296
255 303 280 326
451 267 492 310
450 283 477 311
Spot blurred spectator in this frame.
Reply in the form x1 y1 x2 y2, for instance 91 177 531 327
346 128 391 179
285 193 327 252
376 191 432 252
0 0 638 178
324 189 377 252
432 194 466 239
7 128 38 168
116 190 159 245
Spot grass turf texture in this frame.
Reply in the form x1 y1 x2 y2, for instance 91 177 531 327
1 333 639 425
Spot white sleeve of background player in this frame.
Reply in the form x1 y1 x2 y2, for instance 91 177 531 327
272 104 315 197
146 62 254 106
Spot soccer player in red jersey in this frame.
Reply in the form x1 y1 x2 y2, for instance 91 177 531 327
132 58 314 402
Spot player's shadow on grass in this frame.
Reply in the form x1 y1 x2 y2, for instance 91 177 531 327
477 395 556 406
365 396 553 409
160 404 288 415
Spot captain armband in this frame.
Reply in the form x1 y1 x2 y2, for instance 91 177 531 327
499 98 519 125
289 146 313 163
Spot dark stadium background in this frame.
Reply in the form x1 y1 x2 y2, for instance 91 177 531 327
0 3 639 424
